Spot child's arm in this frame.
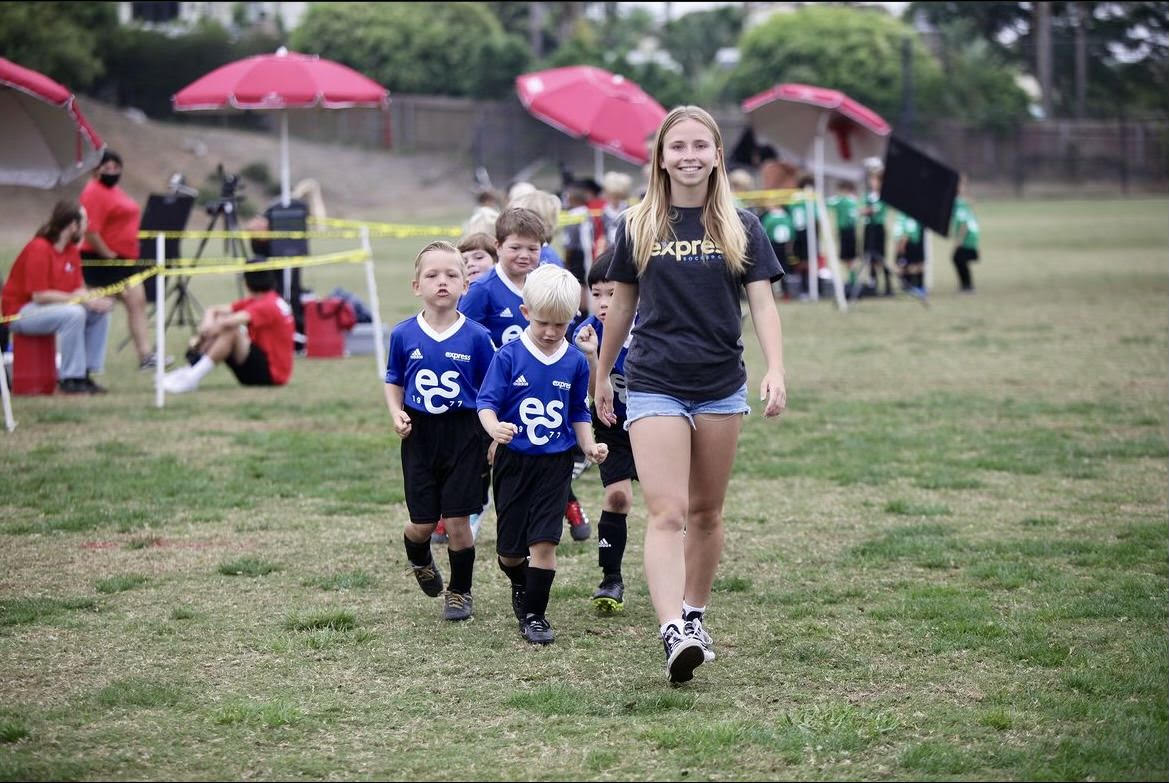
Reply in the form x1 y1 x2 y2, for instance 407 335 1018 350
745 279 786 419
478 408 517 445
573 421 608 464
383 383 412 438
596 283 637 426
573 324 600 399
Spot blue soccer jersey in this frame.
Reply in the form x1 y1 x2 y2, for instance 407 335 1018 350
477 331 592 455
385 313 495 415
458 266 528 348
572 315 630 423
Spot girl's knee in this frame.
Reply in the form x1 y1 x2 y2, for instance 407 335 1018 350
604 487 632 513
687 508 723 532
648 507 686 533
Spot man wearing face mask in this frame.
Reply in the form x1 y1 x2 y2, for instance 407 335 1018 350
80 150 159 371
2 201 114 394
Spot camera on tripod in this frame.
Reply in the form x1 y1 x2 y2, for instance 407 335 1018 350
206 164 245 216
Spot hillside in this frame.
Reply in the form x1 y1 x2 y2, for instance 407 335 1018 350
0 97 475 250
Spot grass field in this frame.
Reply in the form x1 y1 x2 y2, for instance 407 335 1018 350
1 197 1166 781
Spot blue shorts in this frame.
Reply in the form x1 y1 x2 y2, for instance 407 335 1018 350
625 384 751 430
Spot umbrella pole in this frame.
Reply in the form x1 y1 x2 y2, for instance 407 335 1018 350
594 147 604 184
280 111 291 207
813 122 848 312
0 341 14 432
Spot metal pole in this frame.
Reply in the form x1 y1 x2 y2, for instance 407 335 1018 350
813 115 847 311
360 225 387 378
155 234 166 408
281 111 291 206
594 147 604 184
0 328 14 431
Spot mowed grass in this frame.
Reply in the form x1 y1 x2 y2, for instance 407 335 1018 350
0 197 1166 780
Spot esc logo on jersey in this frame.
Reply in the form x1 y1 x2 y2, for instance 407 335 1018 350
413 370 462 413
519 397 563 445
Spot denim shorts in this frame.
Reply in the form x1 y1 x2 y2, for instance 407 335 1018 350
625 384 751 430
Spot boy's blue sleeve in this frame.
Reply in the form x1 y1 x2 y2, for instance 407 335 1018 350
385 325 405 385
476 349 509 413
570 354 592 424
458 282 488 325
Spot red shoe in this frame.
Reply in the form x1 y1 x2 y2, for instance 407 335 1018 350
565 500 591 541
431 518 448 544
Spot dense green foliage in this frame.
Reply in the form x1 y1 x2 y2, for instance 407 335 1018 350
289 2 530 98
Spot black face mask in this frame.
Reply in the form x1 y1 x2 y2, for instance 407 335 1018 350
99 173 120 188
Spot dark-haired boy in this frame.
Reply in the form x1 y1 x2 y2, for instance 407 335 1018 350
571 248 637 614
160 262 294 393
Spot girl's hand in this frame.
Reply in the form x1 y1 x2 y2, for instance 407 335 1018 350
595 377 616 426
393 410 412 438
493 421 518 445
574 324 598 357
760 369 787 418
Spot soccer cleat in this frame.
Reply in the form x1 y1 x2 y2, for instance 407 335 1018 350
442 591 473 621
520 615 555 645
662 622 705 683
684 612 716 662
592 577 625 615
411 559 444 597
510 583 526 622
565 499 591 541
431 518 448 544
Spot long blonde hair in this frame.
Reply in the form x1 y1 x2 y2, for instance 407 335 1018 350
627 106 748 276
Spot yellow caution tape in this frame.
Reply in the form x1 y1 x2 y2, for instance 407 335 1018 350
0 268 159 325
160 249 370 278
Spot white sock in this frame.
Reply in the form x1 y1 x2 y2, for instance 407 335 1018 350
188 355 215 382
682 601 706 618
660 618 684 636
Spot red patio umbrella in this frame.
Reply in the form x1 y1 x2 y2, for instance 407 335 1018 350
743 84 891 310
742 83 890 182
0 57 104 189
172 47 389 205
516 65 667 181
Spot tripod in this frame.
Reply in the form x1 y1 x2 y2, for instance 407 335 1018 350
170 193 249 330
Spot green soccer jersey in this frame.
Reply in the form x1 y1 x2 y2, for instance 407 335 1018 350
863 190 886 226
827 194 859 229
761 208 794 245
787 192 811 232
951 197 980 250
893 213 922 243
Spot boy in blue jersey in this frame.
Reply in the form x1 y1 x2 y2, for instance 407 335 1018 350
571 249 637 615
458 207 544 348
385 241 496 622
477 264 608 644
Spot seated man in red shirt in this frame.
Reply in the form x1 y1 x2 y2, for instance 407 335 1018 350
2 201 114 394
159 261 294 394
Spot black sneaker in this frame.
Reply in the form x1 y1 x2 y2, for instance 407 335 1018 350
442 591 473 621
592 577 624 615
662 622 705 683
411 559 444 597
520 615 555 645
510 583 526 621
57 377 91 394
84 374 108 394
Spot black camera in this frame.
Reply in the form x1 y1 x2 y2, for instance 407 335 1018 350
205 164 245 216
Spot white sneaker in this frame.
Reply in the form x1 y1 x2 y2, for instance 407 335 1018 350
161 367 199 394
684 613 716 662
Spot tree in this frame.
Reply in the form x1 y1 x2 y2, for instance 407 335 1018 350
0 2 118 89
908 1 1169 117
727 6 946 125
660 5 745 80
934 19 1031 133
290 2 530 98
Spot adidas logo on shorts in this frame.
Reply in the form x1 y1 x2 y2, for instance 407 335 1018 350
500 307 513 317
409 348 424 360
513 375 529 387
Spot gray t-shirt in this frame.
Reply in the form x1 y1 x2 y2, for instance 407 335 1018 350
608 206 784 400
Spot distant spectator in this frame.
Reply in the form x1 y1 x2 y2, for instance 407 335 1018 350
2 201 113 394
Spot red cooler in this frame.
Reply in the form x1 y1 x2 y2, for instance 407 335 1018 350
304 298 356 358
12 333 57 395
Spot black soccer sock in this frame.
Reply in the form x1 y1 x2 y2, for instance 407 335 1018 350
403 534 432 568
597 511 627 579
497 556 527 588
447 545 476 595
524 566 556 619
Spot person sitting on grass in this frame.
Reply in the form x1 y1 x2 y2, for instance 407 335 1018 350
160 261 294 394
